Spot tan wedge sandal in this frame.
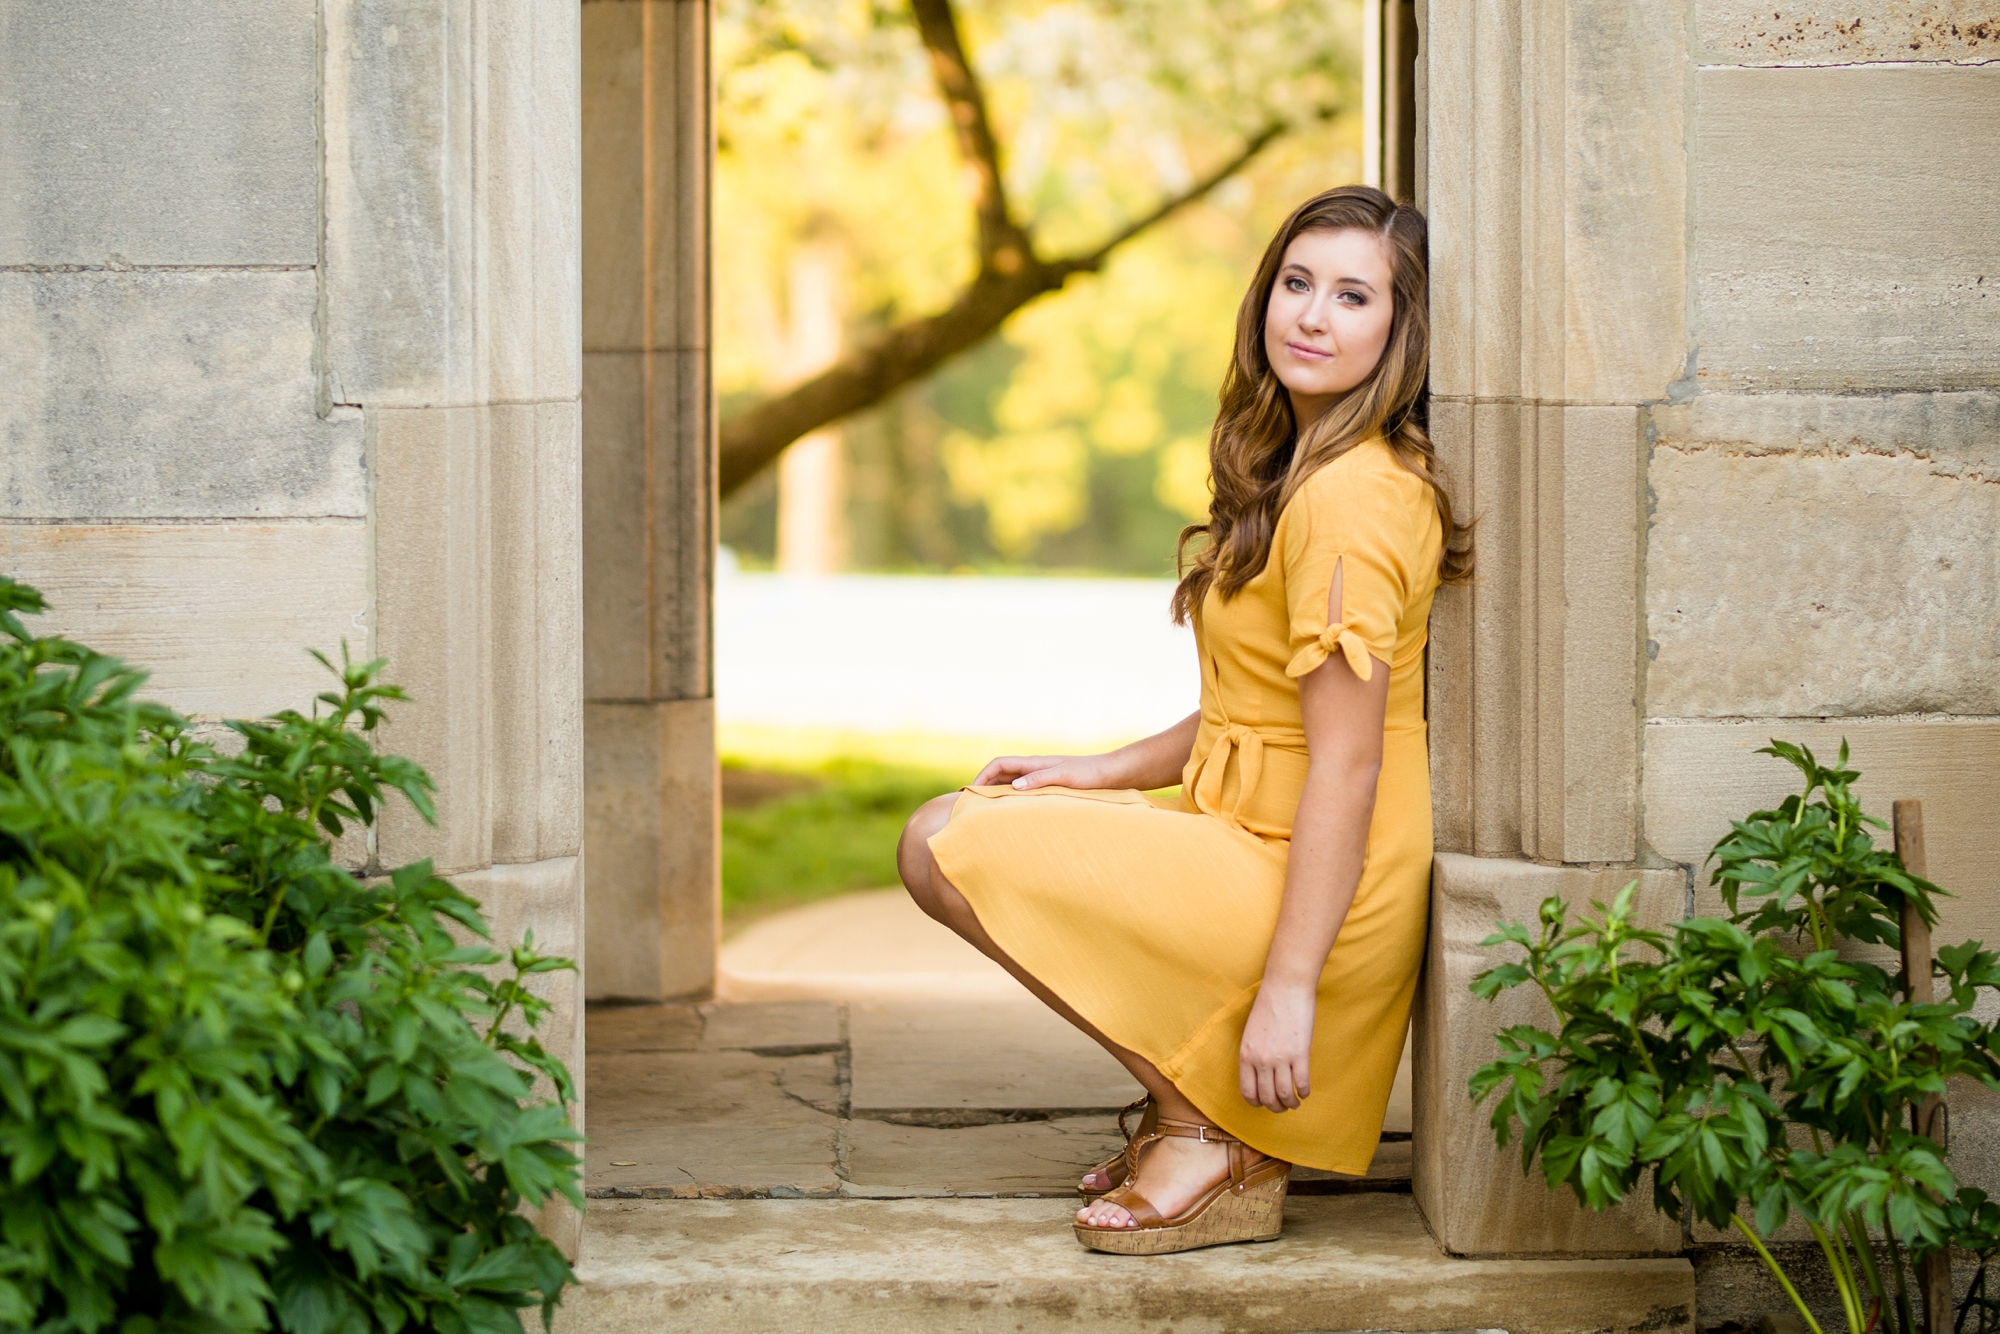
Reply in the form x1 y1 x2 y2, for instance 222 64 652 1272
1078 1095 1154 1199
1073 1118 1291 1255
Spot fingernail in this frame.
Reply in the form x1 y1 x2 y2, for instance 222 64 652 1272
1012 777 1027 788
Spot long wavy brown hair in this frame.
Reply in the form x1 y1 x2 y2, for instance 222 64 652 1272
1170 186 1473 625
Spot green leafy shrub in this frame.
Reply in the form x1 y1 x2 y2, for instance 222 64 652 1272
1472 741 2000 1334
0 576 580 1333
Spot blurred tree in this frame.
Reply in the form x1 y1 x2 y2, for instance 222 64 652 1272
716 0 1355 502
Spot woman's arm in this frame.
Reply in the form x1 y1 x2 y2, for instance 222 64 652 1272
972 710 1200 793
1238 563 1391 1114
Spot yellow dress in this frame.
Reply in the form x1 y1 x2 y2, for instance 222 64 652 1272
928 436 1443 1174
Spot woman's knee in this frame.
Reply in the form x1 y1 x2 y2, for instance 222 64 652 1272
896 793 958 904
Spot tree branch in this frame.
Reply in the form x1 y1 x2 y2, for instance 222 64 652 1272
718 110 1307 499
908 0 1029 275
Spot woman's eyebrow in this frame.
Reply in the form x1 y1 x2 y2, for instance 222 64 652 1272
1335 276 1378 291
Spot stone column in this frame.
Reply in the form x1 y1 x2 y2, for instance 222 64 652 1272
1416 0 2000 1264
1414 0 1690 1257
2 0 586 1254
581 0 720 1001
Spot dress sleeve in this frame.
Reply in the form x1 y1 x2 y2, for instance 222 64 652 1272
1280 464 1414 682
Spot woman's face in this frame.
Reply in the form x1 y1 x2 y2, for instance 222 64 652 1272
1262 226 1396 426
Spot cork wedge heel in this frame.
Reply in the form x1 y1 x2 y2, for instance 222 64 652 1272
1078 1096 1154 1199
1073 1119 1291 1255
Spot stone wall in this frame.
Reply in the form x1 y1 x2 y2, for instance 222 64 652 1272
0 0 585 1251
1416 0 2000 1261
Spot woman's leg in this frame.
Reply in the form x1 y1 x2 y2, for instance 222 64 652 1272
897 795 1267 1227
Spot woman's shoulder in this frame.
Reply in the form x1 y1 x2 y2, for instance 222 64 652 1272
1290 437 1431 524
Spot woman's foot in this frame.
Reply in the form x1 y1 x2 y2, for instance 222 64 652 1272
1074 1130 1268 1229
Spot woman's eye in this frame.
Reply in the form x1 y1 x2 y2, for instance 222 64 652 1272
1337 290 1366 305
1286 277 1310 293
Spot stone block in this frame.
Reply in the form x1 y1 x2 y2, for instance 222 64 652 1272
1414 853 1687 1256
580 351 650 700
583 698 719 1001
0 0 317 266
840 1117 1123 1197
586 1123 841 1199
1641 719 2000 945
0 271 364 519
1428 398 1475 854
699 1002 843 1054
847 1000 1141 1115
1523 406 1641 865
491 402 584 863
0 522 368 721
372 406 492 875
580 0 708 356
477 0 582 404
1694 66 2000 392
590 1049 839 1130
324 0 581 405
1646 399 2000 719
1559 0 1688 403
1421 0 1478 400
1697 1 2000 66
566 1194 1697 1334
587 1003 704 1054
1467 400 1525 858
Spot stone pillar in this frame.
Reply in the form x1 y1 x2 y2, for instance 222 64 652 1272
2 0 585 1253
581 0 720 1001
1414 0 1690 1257
1417 0 2000 1263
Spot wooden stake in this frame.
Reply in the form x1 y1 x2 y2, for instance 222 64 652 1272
1895 798 1951 1334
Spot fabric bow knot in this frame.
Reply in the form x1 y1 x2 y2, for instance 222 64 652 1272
1284 620 1374 681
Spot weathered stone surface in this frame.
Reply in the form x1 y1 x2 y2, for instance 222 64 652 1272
586 1123 841 1199
1523 406 1643 865
840 1117 1123 1197
591 1050 839 1129
583 698 719 1001
1641 719 2000 943
0 272 363 519
0 522 368 720
587 1004 704 1054
372 406 492 875
580 352 650 701
0 0 317 266
491 402 584 864
1698 1 2000 66
1646 419 2000 719
719 886 1028 1001
458 856 585 1121
1694 66 2000 392
1561 0 1688 403
848 1000 1142 1114
323 0 580 405
700 1002 842 1053
563 1195 1697 1334
1415 854 1687 1257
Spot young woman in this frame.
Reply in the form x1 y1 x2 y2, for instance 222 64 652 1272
897 185 1473 1255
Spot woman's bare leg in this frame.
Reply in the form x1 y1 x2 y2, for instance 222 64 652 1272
897 794 1267 1228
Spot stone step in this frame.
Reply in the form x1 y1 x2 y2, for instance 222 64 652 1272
559 1193 1695 1334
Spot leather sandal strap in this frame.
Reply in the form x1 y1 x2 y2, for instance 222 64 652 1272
1150 1117 1242 1145
1115 1095 1151 1145
1101 1182 1164 1228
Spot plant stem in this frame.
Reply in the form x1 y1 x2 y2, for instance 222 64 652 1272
1736 1212 1828 1334
1885 1227 1916 1334
1809 1216 1868 1334
1846 1210 1891 1320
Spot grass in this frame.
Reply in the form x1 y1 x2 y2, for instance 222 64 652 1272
717 727 1179 927
721 755 961 924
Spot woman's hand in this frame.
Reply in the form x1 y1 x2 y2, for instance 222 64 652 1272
972 753 1119 790
1239 980 1317 1113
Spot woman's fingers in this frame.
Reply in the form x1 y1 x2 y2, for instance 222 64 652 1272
1292 1057 1312 1104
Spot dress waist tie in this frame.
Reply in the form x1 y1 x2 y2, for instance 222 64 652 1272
1189 723 1306 836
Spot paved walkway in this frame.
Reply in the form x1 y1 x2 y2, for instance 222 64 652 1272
586 888 1411 1202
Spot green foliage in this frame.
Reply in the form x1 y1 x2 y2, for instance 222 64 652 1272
1471 740 2000 1334
721 758 960 918
0 576 580 1333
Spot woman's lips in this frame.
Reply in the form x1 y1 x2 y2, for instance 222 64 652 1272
1286 341 1333 361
